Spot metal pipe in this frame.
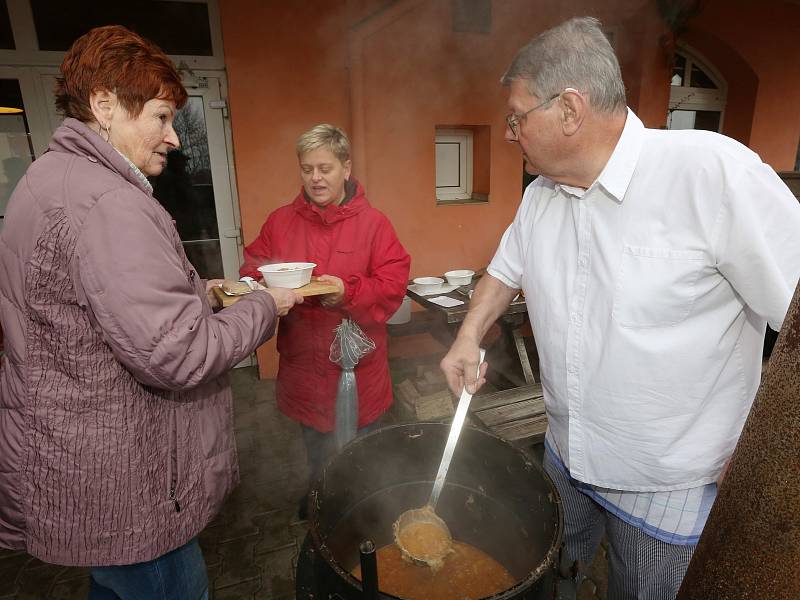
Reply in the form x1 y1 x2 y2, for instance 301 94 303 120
677 282 800 599
359 539 379 600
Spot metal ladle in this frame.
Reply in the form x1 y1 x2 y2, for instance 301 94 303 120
393 349 486 569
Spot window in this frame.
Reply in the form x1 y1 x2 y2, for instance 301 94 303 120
667 47 726 132
436 129 472 202
0 1 13 50
435 125 490 204
30 0 214 56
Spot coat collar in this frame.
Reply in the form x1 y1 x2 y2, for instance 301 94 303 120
49 117 155 197
293 179 370 224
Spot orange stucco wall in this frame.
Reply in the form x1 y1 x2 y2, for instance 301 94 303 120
681 28 758 147
220 1 351 376
348 0 671 284
219 0 800 378
688 0 800 170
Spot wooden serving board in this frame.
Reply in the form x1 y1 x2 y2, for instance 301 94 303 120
212 280 340 308
295 280 341 297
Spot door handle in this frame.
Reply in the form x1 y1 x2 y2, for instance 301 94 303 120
222 227 242 244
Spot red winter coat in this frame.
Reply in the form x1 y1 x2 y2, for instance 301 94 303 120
240 182 410 431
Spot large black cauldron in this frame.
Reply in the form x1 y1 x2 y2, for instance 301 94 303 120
296 422 562 599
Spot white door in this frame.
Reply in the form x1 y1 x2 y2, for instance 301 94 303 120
35 71 243 281
150 75 243 281
33 70 251 366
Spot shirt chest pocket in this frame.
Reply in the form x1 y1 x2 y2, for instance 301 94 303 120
612 245 706 328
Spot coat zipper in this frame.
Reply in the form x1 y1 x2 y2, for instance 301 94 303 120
168 409 181 513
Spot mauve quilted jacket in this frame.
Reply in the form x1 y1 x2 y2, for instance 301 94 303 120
0 118 279 566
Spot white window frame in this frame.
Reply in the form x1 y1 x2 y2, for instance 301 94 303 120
435 128 473 203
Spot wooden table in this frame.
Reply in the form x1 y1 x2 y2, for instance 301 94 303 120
403 283 537 386
401 280 547 446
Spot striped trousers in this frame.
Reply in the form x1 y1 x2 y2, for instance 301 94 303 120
543 452 696 600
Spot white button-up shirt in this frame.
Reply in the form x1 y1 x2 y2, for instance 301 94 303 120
489 110 800 491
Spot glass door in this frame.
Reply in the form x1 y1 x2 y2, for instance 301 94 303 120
36 71 251 366
152 94 223 277
37 71 243 281
150 80 235 279
152 77 242 280
0 67 52 228
0 79 33 223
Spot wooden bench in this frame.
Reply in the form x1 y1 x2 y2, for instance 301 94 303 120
471 383 547 445
386 296 547 446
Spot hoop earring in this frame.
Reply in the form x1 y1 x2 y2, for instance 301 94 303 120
101 124 111 143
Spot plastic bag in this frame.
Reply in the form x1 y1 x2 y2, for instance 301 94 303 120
330 318 376 449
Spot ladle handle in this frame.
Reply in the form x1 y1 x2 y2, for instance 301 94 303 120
428 348 485 510
359 539 379 600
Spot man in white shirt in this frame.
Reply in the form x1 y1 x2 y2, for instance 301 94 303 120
441 16 800 600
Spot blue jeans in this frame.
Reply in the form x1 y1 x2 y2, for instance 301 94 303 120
88 538 209 600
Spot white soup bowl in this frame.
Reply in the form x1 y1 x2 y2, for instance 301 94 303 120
257 262 316 289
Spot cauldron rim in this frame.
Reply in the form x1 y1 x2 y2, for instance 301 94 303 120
307 422 564 599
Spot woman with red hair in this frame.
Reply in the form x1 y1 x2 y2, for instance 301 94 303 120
0 26 301 599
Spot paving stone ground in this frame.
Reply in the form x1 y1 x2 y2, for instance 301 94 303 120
0 363 606 600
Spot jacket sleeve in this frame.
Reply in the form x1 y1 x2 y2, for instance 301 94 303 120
240 216 273 279
75 188 279 391
340 215 411 324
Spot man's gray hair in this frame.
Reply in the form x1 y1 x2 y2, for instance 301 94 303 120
501 17 626 114
296 123 351 163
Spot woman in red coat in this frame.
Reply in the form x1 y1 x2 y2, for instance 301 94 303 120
240 124 411 516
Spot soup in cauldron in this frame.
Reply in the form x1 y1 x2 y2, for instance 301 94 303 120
352 539 515 599
303 423 563 600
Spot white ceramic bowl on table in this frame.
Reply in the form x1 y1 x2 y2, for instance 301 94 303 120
443 269 475 286
413 276 444 295
257 262 316 289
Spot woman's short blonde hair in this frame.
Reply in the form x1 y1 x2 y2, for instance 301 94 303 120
296 124 351 163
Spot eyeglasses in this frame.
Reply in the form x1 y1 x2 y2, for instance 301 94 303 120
505 92 560 139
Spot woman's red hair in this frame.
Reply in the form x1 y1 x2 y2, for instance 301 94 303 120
55 25 188 121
